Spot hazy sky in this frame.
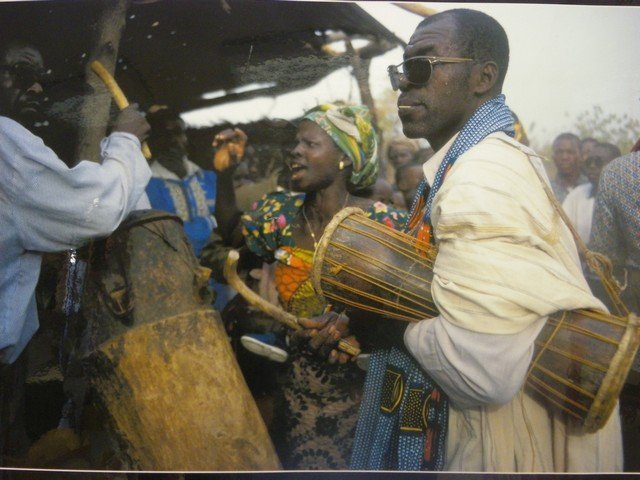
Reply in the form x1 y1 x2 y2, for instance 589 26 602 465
183 2 640 148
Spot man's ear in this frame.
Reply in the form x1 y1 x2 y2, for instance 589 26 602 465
472 61 499 96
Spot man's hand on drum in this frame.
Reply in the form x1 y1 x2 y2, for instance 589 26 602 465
293 311 360 364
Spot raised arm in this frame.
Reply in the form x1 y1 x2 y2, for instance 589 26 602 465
212 128 247 246
4 105 151 251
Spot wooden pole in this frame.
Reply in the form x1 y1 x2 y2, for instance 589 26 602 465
74 0 130 163
392 2 438 18
90 60 152 158
345 38 379 134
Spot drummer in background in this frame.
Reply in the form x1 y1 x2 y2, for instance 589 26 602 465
205 103 406 469
0 41 151 461
315 9 622 472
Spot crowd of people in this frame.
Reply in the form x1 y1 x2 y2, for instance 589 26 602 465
1 7 639 474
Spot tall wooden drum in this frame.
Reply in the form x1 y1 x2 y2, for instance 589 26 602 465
79 211 280 470
312 207 640 432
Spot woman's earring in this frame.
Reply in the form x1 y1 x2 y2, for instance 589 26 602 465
339 160 345 171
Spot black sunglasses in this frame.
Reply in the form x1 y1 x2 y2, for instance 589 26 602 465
387 56 474 91
0 62 48 90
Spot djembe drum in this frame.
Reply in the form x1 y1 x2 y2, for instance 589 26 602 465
312 207 640 432
79 211 280 470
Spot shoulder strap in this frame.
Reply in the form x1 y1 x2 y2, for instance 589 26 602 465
495 137 629 317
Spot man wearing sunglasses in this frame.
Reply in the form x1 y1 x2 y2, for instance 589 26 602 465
349 9 622 472
0 42 152 460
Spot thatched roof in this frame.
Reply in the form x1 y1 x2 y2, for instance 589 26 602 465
1 0 401 113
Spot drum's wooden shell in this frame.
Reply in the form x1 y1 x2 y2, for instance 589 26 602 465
312 207 640 432
80 211 280 469
86 309 281 470
528 309 640 432
312 207 438 322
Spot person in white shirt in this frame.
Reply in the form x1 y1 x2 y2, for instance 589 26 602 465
549 132 588 203
0 41 151 459
562 142 621 244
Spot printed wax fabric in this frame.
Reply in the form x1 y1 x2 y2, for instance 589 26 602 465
303 104 379 191
241 190 406 469
589 152 640 315
590 152 640 272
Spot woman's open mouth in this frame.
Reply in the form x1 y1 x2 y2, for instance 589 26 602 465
289 162 306 180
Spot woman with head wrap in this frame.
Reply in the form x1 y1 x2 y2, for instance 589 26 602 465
205 104 406 469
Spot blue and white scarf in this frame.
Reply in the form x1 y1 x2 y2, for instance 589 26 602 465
351 94 515 471
409 94 515 228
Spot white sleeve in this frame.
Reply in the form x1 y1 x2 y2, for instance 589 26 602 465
4 121 151 251
135 192 152 210
403 315 547 408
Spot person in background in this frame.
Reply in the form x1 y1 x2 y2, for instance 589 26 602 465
144 106 234 310
549 132 587 203
589 149 640 315
395 161 425 211
562 142 620 244
383 136 419 185
0 41 151 461
580 137 598 168
145 105 217 258
356 177 395 206
386 136 419 170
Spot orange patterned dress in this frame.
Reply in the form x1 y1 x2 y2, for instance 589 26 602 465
241 191 406 469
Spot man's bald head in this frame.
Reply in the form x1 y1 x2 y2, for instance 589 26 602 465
415 9 509 91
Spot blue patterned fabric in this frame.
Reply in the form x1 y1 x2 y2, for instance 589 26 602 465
146 167 217 257
351 94 516 471
351 348 447 470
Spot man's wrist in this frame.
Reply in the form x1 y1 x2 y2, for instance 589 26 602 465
109 131 142 148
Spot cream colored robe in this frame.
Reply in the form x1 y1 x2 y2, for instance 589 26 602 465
404 132 623 472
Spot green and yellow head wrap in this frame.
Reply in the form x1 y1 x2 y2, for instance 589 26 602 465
303 103 379 190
